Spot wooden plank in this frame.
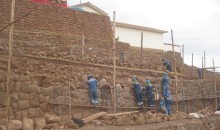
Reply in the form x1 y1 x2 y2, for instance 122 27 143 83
164 43 181 47
108 111 139 116
83 112 107 123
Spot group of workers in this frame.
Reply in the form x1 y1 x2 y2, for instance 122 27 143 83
86 58 173 115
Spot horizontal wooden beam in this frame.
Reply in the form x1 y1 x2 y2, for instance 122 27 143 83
164 43 181 47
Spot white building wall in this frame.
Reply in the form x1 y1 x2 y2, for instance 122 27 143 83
80 6 102 15
115 26 164 50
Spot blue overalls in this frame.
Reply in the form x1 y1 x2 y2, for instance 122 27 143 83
145 82 154 107
163 59 172 72
87 78 98 105
132 80 143 106
162 72 172 115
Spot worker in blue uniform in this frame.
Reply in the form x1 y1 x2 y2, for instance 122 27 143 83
145 80 154 107
131 76 143 107
162 58 172 72
161 72 173 115
86 75 98 106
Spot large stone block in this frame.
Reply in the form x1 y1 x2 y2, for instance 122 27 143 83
29 93 39 107
0 92 7 107
22 118 34 130
7 120 22 130
11 93 19 103
27 108 44 118
0 82 5 92
21 81 35 93
14 82 21 92
45 113 61 124
12 103 18 112
38 94 46 103
17 92 29 100
17 100 30 111
40 103 51 112
34 118 46 129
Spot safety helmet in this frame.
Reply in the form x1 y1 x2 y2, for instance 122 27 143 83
87 75 93 80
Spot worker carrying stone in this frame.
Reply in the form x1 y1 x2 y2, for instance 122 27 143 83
161 72 173 115
131 76 143 107
145 80 155 107
86 75 98 106
162 58 172 72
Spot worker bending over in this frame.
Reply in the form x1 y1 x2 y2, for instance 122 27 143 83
162 58 172 72
86 75 98 106
131 76 143 107
145 80 155 107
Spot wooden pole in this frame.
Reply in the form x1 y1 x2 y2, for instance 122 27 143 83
191 53 193 77
140 32 143 68
213 59 217 110
181 45 184 74
202 57 203 79
69 83 71 120
204 51 206 68
82 34 85 61
6 0 15 126
171 30 178 111
0 12 30 32
112 11 116 113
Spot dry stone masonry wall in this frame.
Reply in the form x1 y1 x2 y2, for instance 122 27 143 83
0 0 219 129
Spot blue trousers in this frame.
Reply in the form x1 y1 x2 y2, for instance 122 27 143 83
167 64 172 72
135 92 143 105
165 99 172 115
89 91 98 104
148 96 154 106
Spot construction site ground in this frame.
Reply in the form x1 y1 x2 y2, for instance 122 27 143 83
79 115 220 130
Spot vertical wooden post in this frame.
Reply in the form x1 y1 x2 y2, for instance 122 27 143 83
191 53 193 77
82 34 85 61
112 11 116 113
171 30 178 111
213 59 217 110
202 57 203 79
204 51 206 78
181 45 184 74
69 83 71 120
6 0 16 125
140 32 143 68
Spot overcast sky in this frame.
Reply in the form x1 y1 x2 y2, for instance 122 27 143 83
68 0 220 70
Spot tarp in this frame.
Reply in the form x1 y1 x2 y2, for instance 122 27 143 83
31 0 67 7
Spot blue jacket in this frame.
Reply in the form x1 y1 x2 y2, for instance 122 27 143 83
163 59 171 67
162 72 169 87
87 78 98 92
132 81 142 94
146 84 154 97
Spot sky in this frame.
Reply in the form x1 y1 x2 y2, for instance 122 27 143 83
67 0 220 71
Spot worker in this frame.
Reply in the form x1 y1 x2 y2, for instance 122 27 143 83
164 90 173 116
159 94 166 113
161 72 170 97
161 72 173 115
197 68 202 79
86 75 98 106
145 80 154 107
162 58 172 72
131 76 143 107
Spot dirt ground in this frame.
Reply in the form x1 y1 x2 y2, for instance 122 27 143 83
78 115 220 130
